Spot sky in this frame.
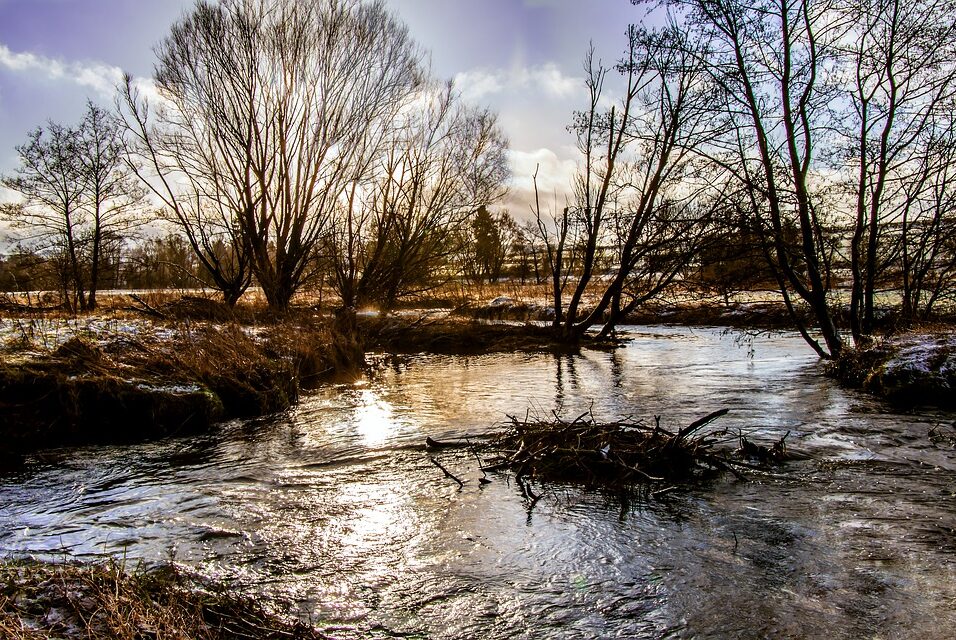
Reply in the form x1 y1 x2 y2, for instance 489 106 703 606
0 0 652 233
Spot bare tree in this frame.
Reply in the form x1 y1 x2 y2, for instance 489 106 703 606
121 75 255 306
648 0 854 358
123 0 425 310
327 83 509 309
2 102 144 311
1 123 86 310
76 102 145 309
896 120 956 320
844 0 956 337
530 167 574 330
536 25 727 342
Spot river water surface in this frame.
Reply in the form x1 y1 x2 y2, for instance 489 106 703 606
2 326 955 638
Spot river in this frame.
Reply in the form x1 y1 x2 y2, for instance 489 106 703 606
2 325 955 638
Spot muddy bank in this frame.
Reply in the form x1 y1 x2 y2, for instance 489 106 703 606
361 314 573 354
830 332 956 408
0 559 325 639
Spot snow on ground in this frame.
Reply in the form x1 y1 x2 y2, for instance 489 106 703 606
135 382 204 394
0 316 179 354
883 334 955 373
876 333 956 403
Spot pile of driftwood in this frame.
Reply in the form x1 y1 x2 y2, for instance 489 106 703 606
473 408 785 490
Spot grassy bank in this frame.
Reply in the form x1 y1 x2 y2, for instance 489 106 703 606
0 297 364 456
0 559 324 639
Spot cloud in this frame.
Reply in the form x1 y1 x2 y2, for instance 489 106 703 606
504 147 579 220
0 43 124 98
454 62 583 104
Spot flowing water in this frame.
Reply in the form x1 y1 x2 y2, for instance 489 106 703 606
2 325 955 639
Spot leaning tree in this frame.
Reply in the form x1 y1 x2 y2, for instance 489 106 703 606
534 25 729 343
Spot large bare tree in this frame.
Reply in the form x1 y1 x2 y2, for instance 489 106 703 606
644 0 956 355
123 0 425 310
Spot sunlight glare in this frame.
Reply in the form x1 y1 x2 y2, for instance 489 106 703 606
352 389 396 446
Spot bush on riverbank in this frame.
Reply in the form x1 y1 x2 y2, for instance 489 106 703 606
0 559 325 639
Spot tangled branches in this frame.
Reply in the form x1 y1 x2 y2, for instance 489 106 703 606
479 409 778 490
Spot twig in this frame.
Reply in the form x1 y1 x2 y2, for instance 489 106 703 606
652 485 679 499
675 408 730 442
127 294 168 319
429 456 464 488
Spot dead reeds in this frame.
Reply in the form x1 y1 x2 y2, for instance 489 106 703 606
0 559 325 639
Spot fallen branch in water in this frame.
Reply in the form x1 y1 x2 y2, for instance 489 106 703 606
429 456 464 488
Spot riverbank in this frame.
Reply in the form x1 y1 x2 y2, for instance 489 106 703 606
1 294 579 457
829 330 956 408
3 291 954 457
0 302 365 457
0 559 325 639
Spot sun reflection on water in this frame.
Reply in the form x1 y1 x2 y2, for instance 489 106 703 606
352 389 398 446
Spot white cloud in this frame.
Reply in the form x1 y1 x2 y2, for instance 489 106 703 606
0 44 124 99
454 63 583 104
451 65 587 218
504 147 579 220
453 69 505 102
125 74 169 111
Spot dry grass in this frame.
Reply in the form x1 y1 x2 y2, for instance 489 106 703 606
361 314 564 355
0 300 366 451
0 559 324 639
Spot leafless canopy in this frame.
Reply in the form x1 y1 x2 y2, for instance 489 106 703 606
2 102 144 311
122 0 426 309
